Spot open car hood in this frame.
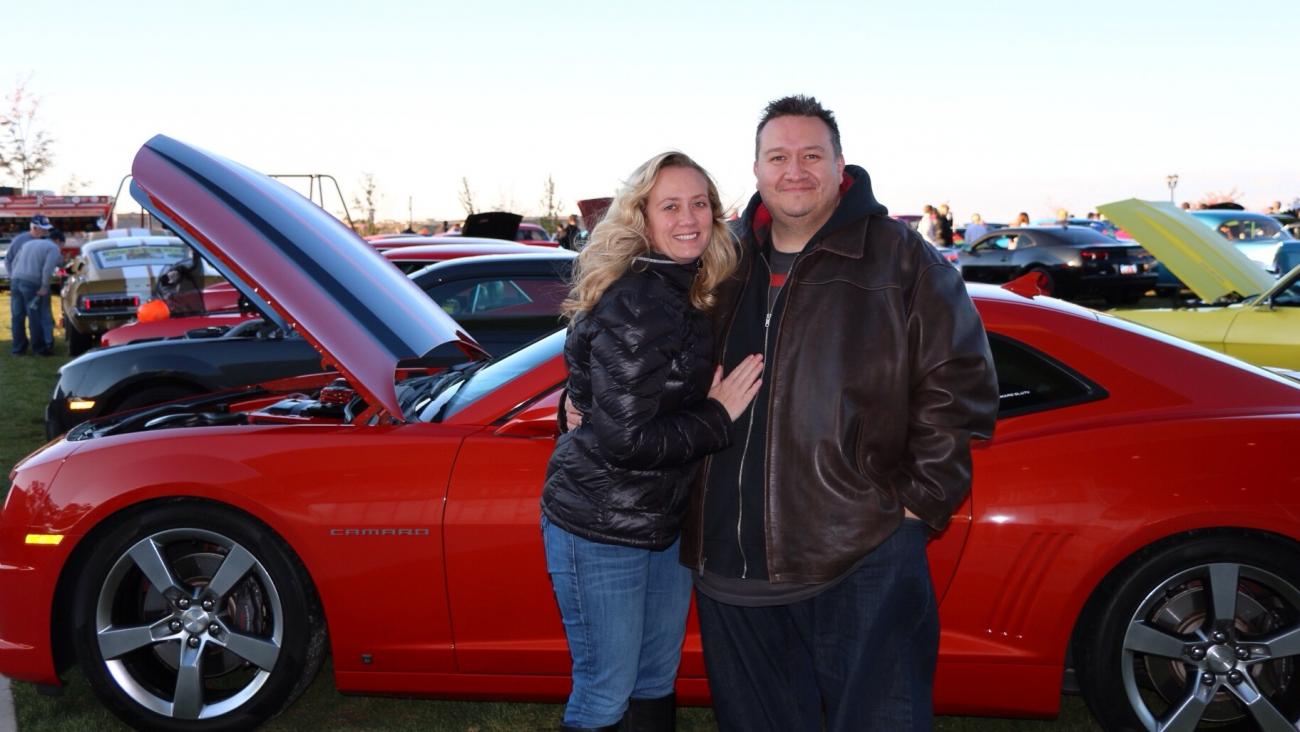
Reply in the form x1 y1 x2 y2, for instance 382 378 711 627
130 135 488 419
462 211 522 240
1097 199 1274 302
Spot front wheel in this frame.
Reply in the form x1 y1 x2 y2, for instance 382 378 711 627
1076 534 1300 731
72 503 327 731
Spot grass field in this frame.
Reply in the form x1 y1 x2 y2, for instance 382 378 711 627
0 295 1100 730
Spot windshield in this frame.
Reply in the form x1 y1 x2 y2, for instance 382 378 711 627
1269 269 1300 307
414 329 564 422
93 243 191 269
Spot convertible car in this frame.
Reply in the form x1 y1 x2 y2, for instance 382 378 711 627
4 137 1300 732
1101 199 1300 370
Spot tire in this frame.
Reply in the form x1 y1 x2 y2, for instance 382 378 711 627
66 315 94 357
1076 534 1300 731
114 384 202 414
71 503 327 731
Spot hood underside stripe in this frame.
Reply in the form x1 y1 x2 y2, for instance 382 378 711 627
148 144 419 359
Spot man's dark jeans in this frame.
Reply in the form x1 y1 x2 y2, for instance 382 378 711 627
696 519 938 731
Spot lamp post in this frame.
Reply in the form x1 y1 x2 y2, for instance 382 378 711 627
1166 174 1179 204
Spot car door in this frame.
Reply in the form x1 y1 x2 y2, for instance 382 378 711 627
961 233 1019 283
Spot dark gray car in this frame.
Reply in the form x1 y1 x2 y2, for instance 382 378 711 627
958 225 1156 304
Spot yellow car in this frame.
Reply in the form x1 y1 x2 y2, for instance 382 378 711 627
1099 199 1300 369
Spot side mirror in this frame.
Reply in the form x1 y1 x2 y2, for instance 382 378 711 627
494 389 562 438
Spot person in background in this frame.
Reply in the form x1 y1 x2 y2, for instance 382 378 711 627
7 215 60 356
557 214 581 250
542 151 764 732
918 204 939 245
1014 211 1031 227
937 203 955 246
965 213 989 243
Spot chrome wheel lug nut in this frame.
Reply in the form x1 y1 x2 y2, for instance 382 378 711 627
1236 646 1250 660
1229 670 1244 684
1202 673 1216 686
187 636 200 649
169 620 182 633
208 622 219 634
1211 630 1227 643
201 599 214 611
177 597 190 610
1189 646 1206 660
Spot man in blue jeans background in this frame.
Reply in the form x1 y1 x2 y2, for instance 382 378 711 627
680 96 999 730
7 214 61 356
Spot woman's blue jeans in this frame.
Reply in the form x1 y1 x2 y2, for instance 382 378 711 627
542 515 692 728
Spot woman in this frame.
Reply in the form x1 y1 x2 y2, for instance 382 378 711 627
541 152 763 732
1014 211 1031 227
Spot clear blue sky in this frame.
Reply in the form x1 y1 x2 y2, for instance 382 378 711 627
6 0 1297 224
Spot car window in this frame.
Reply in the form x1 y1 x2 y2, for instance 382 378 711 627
1201 217 1286 242
976 234 1018 251
92 244 191 269
990 334 1106 417
423 276 569 317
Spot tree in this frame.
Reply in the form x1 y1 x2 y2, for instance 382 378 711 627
0 77 55 193
61 174 92 195
458 177 477 217
351 174 380 236
539 174 564 234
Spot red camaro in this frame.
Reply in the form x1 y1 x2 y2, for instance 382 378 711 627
4 137 1300 732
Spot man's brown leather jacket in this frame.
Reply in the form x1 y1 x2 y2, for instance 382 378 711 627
681 168 999 584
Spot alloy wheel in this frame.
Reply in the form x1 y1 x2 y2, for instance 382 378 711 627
94 527 284 720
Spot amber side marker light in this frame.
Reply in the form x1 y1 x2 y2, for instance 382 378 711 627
25 534 64 546
68 399 96 411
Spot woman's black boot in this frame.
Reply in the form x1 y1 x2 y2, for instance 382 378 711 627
618 693 676 732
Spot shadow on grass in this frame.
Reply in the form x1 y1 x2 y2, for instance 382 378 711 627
13 659 1100 731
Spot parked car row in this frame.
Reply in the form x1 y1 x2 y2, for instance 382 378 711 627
4 136 1300 732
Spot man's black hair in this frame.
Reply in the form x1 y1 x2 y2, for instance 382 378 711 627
755 95 842 159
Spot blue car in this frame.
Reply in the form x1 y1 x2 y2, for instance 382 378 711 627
1152 209 1298 299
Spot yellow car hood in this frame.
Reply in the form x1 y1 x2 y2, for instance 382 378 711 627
1097 199 1274 302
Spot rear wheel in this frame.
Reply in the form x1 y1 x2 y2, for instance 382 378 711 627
66 315 94 356
72 503 326 732
1077 535 1300 731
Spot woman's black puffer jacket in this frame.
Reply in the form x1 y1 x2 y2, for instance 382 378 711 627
542 255 732 550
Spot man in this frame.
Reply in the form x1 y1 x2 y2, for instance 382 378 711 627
681 96 999 731
937 203 955 245
557 214 580 250
965 212 989 243
7 214 61 356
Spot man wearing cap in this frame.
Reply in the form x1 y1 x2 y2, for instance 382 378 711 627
7 214 61 355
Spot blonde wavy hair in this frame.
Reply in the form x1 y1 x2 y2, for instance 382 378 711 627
562 151 737 318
